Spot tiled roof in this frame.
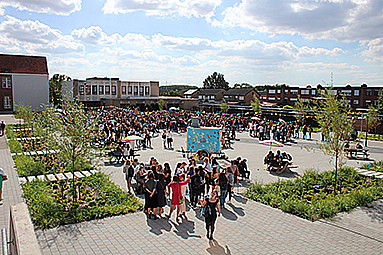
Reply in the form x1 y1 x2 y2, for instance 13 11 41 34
225 88 255 95
198 89 225 95
0 54 48 75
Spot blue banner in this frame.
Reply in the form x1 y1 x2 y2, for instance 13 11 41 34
187 127 221 153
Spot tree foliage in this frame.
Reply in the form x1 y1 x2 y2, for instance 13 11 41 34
314 88 354 191
377 89 383 117
368 106 381 136
49 74 71 106
163 90 184 97
35 95 98 200
203 72 229 90
251 94 261 113
294 96 306 126
220 99 229 113
158 98 165 110
234 83 253 89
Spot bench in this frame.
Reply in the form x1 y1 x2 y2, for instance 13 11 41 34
344 148 369 159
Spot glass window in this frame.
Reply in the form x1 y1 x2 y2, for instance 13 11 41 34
374 100 378 106
366 90 371 96
99 85 104 95
199 96 203 99
341 90 352 96
139 86 144 96
269 90 275 94
85 85 91 95
302 98 309 102
311 90 316 95
374 90 379 96
365 100 371 106
2 78 11 88
211 95 215 100
122 86 126 95
354 90 359 96
277 90 281 94
112 86 116 95
134 86 138 96
268 97 275 101
145 86 149 95
291 90 298 95
92 86 97 95
290 98 298 102
284 90 288 94
79 85 84 95
224 95 229 99
3 96 11 109
128 86 132 94
353 100 359 105
301 90 309 95
105 86 110 95
239 96 244 100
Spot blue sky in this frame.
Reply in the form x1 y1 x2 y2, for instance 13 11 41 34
0 0 382 87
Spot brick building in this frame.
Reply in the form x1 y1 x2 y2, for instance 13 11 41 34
0 54 49 112
263 84 382 109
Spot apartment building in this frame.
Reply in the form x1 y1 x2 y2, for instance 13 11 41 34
264 84 382 109
0 54 49 112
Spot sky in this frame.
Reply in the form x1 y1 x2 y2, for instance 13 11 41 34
0 0 382 87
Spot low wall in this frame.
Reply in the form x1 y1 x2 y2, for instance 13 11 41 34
9 203 41 255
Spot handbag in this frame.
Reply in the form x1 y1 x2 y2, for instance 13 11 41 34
178 183 184 204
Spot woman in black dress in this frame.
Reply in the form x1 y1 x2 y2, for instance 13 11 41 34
200 189 221 240
156 173 167 217
163 162 172 185
145 172 158 219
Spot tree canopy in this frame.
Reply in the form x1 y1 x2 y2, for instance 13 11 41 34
203 72 229 90
49 74 71 106
163 90 184 97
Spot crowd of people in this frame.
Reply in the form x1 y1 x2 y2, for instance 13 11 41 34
121 153 250 239
263 150 293 174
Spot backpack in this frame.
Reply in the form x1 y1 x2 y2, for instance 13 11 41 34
200 202 211 218
128 165 134 177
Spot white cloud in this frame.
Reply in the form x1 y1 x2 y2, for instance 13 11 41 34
102 0 221 18
0 16 84 54
213 0 383 42
71 26 122 45
0 0 81 15
361 38 383 61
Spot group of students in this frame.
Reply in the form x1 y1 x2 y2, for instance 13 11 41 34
263 150 293 174
122 155 248 239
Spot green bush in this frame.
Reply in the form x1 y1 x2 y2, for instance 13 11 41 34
8 139 23 153
245 167 383 221
22 173 142 230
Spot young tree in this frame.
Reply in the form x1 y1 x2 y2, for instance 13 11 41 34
203 72 229 90
158 98 165 110
35 95 99 201
294 96 306 126
220 99 229 113
377 89 383 117
314 88 353 191
251 94 261 113
368 106 381 137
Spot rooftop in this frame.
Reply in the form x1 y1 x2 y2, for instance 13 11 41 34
0 54 48 75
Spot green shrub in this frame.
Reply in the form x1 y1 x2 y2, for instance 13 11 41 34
8 139 23 153
245 167 383 221
22 173 142 230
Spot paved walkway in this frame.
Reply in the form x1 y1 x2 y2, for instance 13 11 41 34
0 116 382 254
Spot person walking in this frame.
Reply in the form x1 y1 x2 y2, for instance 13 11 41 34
200 189 221 240
0 121 5 136
217 172 228 208
123 160 134 193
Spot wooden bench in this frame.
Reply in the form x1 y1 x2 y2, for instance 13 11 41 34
344 148 369 159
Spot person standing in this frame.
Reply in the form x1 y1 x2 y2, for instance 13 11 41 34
226 167 234 204
166 175 189 222
217 172 228 208
166 130 173 149
145 172 158 219
200 189 221 240
156 173 167 218
190 168 202 208
0 121 5 136
123 160 134 193
0 168 7 201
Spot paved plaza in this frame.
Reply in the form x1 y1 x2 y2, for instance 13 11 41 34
0 116 383 254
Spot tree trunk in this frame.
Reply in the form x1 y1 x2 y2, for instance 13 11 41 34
334 154 338 193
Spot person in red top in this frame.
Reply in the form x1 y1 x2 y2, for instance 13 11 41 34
165 175 189 222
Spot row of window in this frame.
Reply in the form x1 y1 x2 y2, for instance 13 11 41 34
3 96 11 109
268 88 381 97
79 85 150 96
267 97 379 106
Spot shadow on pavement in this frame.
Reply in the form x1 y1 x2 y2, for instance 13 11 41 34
206 239 231 255
221 207 238 221
227 202 245 217
169 217 201 239
233 194 248 204
361 201 383 223
146 216 172 235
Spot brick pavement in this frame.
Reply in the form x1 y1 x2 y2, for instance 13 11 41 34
36 130 383 254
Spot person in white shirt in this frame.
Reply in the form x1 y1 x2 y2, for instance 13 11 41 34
166 131 173 149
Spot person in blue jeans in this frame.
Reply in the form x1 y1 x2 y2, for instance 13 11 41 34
217 172 228 208
226 167 234 204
